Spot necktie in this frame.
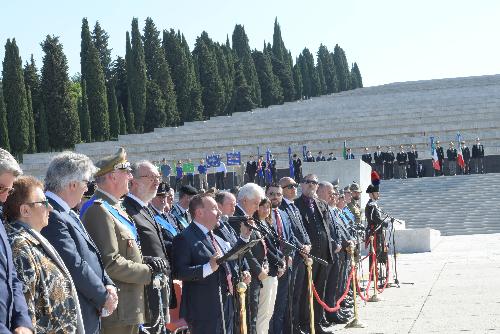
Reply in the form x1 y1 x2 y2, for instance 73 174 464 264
69 210 90 237
273 209 284 252
209 231 233 295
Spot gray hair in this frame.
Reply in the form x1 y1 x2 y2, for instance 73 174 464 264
0 148 22 176
45 151 97 193
318 181 333 190
130 160 154 179
237 183 265 203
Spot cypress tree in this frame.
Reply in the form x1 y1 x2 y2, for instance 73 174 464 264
0 86 10 151
36 103 49 152
144 81 166 132
252 50 283 107
111 56 128 117
333 44 351 91
298 53 310 98
118 103 127 135
292 62 303 100
299 48 320 97
271 19 295 102
25 88 36 153
128 18 147 132
317 45 338 94
232 24 261 106
41 35 80 150
180 34 203 121
79 79 91 142
220 40 235 114
23 55 42 150
351 62 363 89
316 57 327 95
107 82 120 138
193 37 225 119
143 18 178 126
229 62 255 113
92 21 112 82
81 18 109 142
125 91 136 133
2 39 29 158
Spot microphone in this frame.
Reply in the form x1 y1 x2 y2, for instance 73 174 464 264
220 215 263 233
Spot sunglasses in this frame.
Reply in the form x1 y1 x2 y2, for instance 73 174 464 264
284 184 298 189
0 186 14 195
26 199 50 209
303 179 319 185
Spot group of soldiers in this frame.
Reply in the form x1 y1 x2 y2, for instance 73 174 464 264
360 145 420 180
434 138 485 176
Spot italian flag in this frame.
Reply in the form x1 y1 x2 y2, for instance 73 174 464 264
432 148 440 171
457 133 465 169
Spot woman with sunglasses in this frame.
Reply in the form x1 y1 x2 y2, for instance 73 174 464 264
3 176 84 333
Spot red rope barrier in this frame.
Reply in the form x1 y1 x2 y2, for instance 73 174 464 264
311 266 355 313
375 253 390 293
356 252 375 301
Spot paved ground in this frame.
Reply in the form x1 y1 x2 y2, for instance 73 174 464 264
334 233 500 333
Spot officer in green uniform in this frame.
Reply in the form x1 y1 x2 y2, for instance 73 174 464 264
347 183 362 226
82 148 167 334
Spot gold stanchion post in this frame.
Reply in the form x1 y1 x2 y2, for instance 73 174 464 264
346 246 366 328
306 258 315 334
237 282 247 334
368 236 382 302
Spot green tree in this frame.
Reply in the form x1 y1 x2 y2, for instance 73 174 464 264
92 21 112 82
107 82 120 138
316 57 327 95
252 49 283 107
128 18 147 132
41 35 80 150
317 44 338 93
293 62 303 100
25 88 36 153
333 44 351 91
0 85 10 151
144 81 166 132
125 91 136 133
79 79 91 142
271 18 295 102
111 56 128 116
36 103 49 152
228 62 255 113
81 18 109 141
232 24 261 106
351 62 363 89
118 103 127 135
2 39 29 158
23 55 42 149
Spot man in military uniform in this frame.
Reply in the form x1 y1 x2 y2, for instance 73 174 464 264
373 145 385 179
364 185 388 267
435 141 445 176
347 183 362 226
396 145 407 179
461 141 471 175
447 142 457 176
361 147 372 166
384 146 395 179
472 137 485 174
82 148 168 334
407 145 419 178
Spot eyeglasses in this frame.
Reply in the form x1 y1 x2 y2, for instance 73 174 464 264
283 184 298 189
0 186 14 195
26 199 50 209
303 179 318 185
139 174 162 182
267 192 283 197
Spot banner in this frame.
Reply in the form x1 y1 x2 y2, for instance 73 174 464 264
265 149 272 183
226 151 241 166
182 161 194 174
288 147 295 177
206 154 221 167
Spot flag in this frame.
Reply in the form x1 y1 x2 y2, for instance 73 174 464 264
456 133 465 169
430 137 440 171
342 140 347 159
266 149 272 183
288 147 295 177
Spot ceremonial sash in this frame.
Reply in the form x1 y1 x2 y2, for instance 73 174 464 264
101 200 139 242
343 208 355 222
154 214 178 236
79 195 96 218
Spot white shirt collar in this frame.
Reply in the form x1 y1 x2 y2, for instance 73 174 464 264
284 198 294 205
193 220 210 235
45 191 71 213
236 204 248 216
175 203 187 214
96 189 120 203
127 193 147 208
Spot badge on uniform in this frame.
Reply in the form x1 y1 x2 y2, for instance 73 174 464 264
128 239 134 248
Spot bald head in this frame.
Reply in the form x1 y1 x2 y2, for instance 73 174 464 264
279 176 298 201
317 181 336 206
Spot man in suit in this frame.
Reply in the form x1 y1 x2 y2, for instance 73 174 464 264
41 152 117 334
171 185 198 231
373 145 385 179
345 148 355 160
447 142 458 176
384 146 395 179
0 149 33 334
436 141 445 176
246 156 258 183
316 151 326 162
173 193 251 334
292 154 303 182
278 177 311 334
472 137 485 174
123 161 171 333
460 141 471 175
361 147 372 165
407 145 419 178
82 148 166 334
396 145 407 179
295 174 339 334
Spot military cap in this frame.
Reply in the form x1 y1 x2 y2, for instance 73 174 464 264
156 182 170 196
83 181 96 198
349 182 362 193
94 147 131 177
331 178 340 187
476 137 480 141
179 184 198 196
461 140 465 144
366 184 379 193
338 189 345 197
343 185 350 193
449 141 454 146
436 140 440 144
400 145 403 148
376 145 381 149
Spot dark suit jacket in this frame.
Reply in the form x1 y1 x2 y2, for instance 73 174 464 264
280 199 311 250
42 196 113 334
255 219 284 277
172 223 230 323
294 195 337 264
0 211 32 332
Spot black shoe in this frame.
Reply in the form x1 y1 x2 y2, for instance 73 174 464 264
329 313 349 324
315 321 336 334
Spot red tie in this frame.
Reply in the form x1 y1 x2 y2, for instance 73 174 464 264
209 231 233 295
274 209 284 251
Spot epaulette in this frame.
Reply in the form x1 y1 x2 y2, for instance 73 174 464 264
93 199 103 205
367 201 376 206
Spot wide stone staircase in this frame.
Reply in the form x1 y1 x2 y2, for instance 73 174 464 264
378 173 500 236
21 74 500 178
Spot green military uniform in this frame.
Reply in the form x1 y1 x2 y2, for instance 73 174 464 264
82 147 152 334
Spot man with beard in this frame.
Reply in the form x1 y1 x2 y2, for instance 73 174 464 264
295 175 338 334
123 161 171 333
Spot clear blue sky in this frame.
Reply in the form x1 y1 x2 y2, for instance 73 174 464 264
1 0 499 87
